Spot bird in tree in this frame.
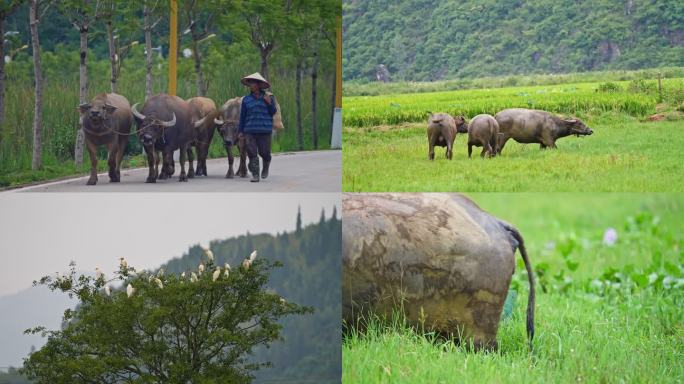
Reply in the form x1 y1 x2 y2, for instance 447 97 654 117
202 245 214 262
212 267 221 282
104 285 111 296
95 267 103 280
154 278 164 289
191 272 198 282
119 257 128 269
250 250 257 262
199 263 205 275
23 257 311 383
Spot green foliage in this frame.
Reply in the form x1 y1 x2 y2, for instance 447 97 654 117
343 0 684 82
344 194 684 383
597 81 622 93
22 258 311 383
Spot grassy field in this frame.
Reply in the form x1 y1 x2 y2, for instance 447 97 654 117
343 193 684 383
342 76 684 192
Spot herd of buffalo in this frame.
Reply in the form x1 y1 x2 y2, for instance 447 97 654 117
427 108 594 160
78 92 280 185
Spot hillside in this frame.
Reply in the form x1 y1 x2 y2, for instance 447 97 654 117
342 0 684 81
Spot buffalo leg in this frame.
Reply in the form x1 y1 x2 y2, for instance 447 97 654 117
497 135 511 154
107 142 119 182
480 145 488 158
486 143 494 158
225 144 235 179
468 144 473 158
86 140 99 185
187 147 195 178
115 135 127 181
178 145 188 182
428 134 436 160
144 146 157 183
198 144 209 176
159 151 172 180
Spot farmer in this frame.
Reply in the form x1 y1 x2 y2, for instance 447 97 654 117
239 72 277 182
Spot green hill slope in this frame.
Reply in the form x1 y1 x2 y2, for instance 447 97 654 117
343 0 684 81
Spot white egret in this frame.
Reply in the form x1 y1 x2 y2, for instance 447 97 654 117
154 278 164 289
212 268 220 282
242 259 251 270
181 272 186 279
157 268 165 277
202 246 214 262
104 285 111 296
198 263 205 274
224 263 231 271
191 272 198 282
119 258 128 269
249 250 257 262
127 284 135 298
95 267 103 279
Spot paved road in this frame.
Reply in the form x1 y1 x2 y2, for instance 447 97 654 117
11 150 341 192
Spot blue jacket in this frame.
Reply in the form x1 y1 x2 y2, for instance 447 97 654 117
239 91 277 134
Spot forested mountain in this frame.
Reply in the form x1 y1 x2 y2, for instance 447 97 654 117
343 0 684 81
162 210 341 383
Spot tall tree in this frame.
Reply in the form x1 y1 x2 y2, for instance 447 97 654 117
239 0 294 81
0 0 24 143
60 0 104 165
28 0 51 170
142 0 163 100
23 258 310 383
182 0 218 96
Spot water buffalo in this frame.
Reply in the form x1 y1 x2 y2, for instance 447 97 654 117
342 193 535 350
214 97 247 178
79 93 133 185
187 97 218 177
467 114 500 158
427 113 468 160
495 108 593 153
132 94 193 183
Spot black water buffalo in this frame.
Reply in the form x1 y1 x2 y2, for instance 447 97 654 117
495 108 593 153
342 193 535 350
467 114 500 158
132 94 193 183
427 113 468 160
187 97 218 177
213 97 247 178
79 93 133 185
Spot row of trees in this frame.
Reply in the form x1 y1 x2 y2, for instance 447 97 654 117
1 0 339 172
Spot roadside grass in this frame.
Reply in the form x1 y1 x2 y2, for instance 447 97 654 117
342 113 684 192
343 193 684 384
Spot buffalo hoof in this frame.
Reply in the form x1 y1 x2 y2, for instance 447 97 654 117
109 176 120 183
179 174 188 182
158 172 168 180
226 169 234 179
86 176 98 186
145 176 156 183
187 168 195 179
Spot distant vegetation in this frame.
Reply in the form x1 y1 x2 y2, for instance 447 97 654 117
343 0 684 82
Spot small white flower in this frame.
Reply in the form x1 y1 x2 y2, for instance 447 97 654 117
602 228 618 246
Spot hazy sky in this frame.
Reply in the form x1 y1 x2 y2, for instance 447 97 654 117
0 193 339 297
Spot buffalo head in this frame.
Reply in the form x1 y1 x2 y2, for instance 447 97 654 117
454 115 469 133
79 100 117 124
565 118 593 136
132 103 177 146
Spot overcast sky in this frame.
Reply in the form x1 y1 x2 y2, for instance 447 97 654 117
0 193 339 297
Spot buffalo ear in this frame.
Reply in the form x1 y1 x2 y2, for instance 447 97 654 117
565 118 578 124
104 104 118 114
78 103 91 114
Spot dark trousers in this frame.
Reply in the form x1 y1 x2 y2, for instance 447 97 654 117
245 133 272 173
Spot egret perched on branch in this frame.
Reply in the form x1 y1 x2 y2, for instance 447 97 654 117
181 272 186 279
249 250 257 262
190 272 198 283
127 284 135 298
104 285 111 296
119 258 128 269
154 278 164 289
242 258 251 270
157 268 165 277
95 267 103 280
198 263 205 275
224 263 231 271
201 245 214 262
212 268 221 282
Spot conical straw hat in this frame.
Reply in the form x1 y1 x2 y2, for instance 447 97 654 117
241 72 271 89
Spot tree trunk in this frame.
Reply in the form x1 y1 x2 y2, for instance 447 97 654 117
0 13 6 144
106 19 117 93
330 63 336 136
295 60 303 151
260 48 269 81
311 51 319 149
29 0 43 170
144 4 153 100
191 37 206 96
74 24 89 165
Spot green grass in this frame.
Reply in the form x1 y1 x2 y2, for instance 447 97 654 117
343 66 684 97
343 113 684 192
343 193 684 384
